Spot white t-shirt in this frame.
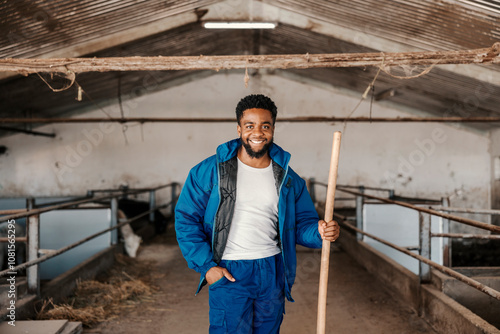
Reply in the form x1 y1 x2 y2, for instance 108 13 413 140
221 158 281 260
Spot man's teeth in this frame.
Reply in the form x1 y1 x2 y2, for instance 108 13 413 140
250 140 264 143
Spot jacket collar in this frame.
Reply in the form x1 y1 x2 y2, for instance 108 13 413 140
216 138 291 170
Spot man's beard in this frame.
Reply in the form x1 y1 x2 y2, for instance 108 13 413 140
241 137 273 159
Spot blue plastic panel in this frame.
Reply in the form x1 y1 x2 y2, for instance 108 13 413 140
39 208 112 280
363 203 443 275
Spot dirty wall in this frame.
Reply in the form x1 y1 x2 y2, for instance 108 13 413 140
0 72 491 232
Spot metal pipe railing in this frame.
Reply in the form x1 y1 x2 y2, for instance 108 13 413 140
0 183 178 223
0 202 171 278
0 182 180 298
336 186 500 234
432 233 500 240
0 193 131 224
334 213 500 302
333 197 356 201
307 182 500 304
337 184 394 194
0 209 28 215
430 206 500 216
87 183 174 195
0 237 27 242
313 182 397 202
31 196 91 209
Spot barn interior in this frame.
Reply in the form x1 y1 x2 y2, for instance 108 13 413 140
0 1 500 333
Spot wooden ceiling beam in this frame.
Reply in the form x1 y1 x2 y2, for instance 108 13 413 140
0 43 498 74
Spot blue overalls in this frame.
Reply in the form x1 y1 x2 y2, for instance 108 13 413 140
208 254 285 333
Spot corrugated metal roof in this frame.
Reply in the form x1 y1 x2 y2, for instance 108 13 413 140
457 0 500 14
2 0 498 58
0 0 219 58
265 0 500 51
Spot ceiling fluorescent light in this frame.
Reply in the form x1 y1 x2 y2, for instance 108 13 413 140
203 22 276 29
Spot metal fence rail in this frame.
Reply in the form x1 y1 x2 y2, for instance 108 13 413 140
430 206 500 216
432 233 500 240
307 181 500 305
0 202 169 278
334 212 500 302
336 186 500 234
0 183 176 223
0 183 180 295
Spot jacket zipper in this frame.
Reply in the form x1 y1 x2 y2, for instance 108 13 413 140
212 155 221 255
277 164 289 295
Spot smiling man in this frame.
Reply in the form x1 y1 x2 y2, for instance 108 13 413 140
175 94 340 334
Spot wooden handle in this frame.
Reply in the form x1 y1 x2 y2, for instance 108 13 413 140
317 131 342 334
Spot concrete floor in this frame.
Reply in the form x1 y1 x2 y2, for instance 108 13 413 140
83 228 438 334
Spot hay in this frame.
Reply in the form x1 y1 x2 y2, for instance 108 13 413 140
119 278 151 299
37 259 153 327
37 299 106 326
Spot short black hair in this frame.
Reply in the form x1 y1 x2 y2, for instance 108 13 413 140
235 94 277 124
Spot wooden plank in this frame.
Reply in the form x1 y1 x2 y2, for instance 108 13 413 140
0 320 69 334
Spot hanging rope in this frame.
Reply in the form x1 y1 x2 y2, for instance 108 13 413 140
36 71 76 92
379 63 436 80
341 57 384 134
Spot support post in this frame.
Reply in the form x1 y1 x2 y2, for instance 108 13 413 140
356 186 365 241
149 190 156 223
26 198 40 296
441 197 451 267
110 198 118 245
419 212 431 283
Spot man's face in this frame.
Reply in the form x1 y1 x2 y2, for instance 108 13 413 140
237 108 275 159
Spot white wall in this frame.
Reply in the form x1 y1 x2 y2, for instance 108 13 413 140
0 72 491 231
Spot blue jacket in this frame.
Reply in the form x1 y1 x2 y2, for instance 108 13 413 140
175 139 322 301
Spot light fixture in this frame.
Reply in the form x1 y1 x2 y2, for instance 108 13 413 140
203 22 277 29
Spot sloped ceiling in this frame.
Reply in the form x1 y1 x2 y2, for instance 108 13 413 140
0 0 499 137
